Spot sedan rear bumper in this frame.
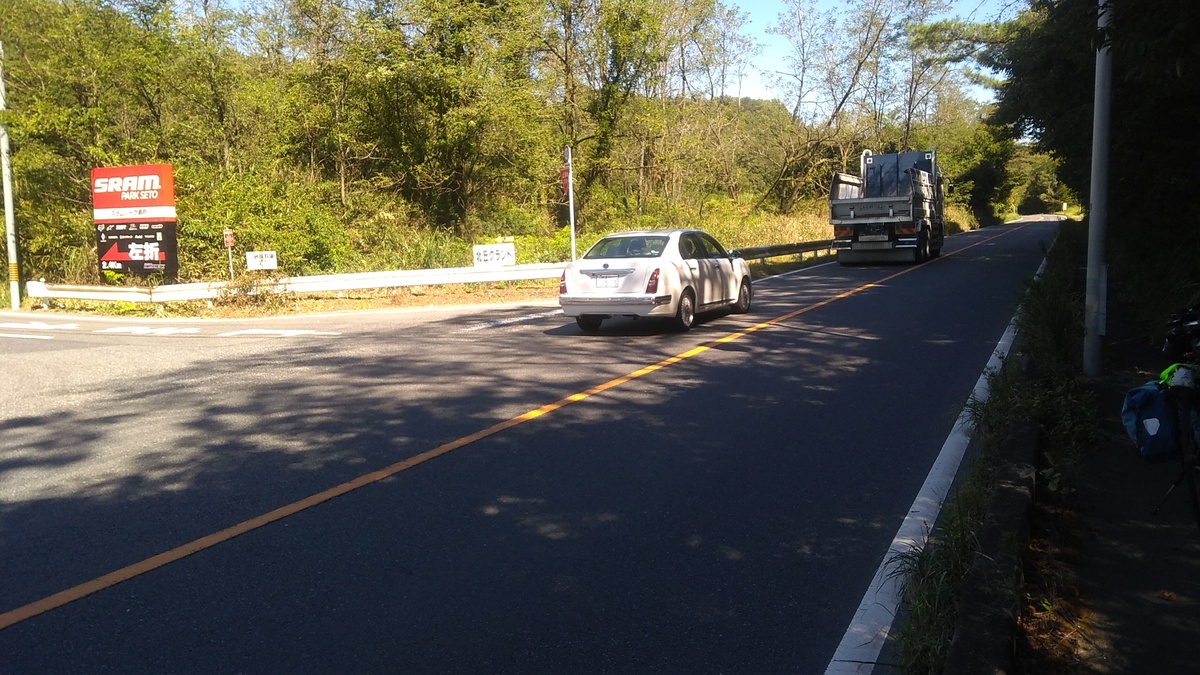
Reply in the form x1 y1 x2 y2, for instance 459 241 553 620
558 293 674 317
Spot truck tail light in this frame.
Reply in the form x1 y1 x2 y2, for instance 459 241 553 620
834 225 853 238
894 225 916 235
645 268 661 294
559 271 567 294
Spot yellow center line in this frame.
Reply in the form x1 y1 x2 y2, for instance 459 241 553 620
0 225 1025 631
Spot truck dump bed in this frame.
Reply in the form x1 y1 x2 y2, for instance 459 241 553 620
861 151 935 198
829 150 945 264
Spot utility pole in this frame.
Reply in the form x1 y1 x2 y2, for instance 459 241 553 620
1 42 19 311
1083 1 1112 377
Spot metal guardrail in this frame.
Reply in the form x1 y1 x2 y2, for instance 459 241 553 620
25 240 833 304
732 239 833 261
26 263 568 304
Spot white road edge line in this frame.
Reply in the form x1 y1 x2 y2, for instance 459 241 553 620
0 333 55 340
824 320 1018 675
825 251 1049 674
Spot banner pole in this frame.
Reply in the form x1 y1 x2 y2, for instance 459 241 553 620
1 42 20 310
565 146 576 261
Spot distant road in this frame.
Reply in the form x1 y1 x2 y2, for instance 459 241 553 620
0 219 1058 673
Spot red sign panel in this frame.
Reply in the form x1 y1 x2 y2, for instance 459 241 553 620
91 163 176 224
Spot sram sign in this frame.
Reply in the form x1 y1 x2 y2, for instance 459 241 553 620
92 163 179 281
91 164 176 223
93 174 162 195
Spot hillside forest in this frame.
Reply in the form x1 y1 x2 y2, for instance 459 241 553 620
0 0 1085 284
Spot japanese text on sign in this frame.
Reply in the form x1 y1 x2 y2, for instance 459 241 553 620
472 243 516 267
246 251 278 271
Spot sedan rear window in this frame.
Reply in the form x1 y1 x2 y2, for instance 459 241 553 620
584 235 669 259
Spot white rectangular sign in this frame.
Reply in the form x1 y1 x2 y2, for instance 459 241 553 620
472 243 516 267
246 251 278 271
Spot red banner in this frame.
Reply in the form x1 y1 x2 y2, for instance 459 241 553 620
91 164 176 224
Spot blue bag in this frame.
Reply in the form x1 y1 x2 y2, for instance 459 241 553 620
1121 381 1177 463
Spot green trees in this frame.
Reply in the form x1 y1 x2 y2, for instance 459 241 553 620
1 0 1015 283
983 0 1199 222
356 0 557 226
981 0 1200 308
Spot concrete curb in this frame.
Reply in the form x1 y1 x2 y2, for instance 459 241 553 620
941 419 1038 674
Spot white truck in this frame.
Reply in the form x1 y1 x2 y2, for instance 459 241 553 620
829 150 947 264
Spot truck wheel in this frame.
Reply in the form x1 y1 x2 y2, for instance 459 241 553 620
915 232 930 264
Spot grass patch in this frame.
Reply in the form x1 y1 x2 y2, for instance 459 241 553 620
889 360 1025 673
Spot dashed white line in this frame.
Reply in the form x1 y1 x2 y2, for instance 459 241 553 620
0 322 79 331
216 328 342 338
96 327 201 336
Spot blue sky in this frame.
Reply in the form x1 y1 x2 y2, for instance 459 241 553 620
725 0 1024 101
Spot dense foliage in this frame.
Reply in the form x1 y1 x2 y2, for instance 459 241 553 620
981 0 1200 315
2 0 1018 283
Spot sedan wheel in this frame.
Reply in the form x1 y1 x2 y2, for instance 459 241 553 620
673 289 696 331
733 278 752 313
576 315 603 332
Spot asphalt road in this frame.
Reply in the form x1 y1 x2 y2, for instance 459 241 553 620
0 219 1059 673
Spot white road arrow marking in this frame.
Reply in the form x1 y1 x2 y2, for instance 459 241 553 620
455 309 563 333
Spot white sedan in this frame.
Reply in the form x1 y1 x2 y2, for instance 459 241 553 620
558 229 753 332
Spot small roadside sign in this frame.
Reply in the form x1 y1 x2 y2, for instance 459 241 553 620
223 228 234 248
472 243 516 267
246 251 278 271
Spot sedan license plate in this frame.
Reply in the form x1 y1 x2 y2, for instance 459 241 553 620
594 275 619 289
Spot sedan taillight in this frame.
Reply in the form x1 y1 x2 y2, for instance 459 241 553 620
559 271 567 294
645 268 660 294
